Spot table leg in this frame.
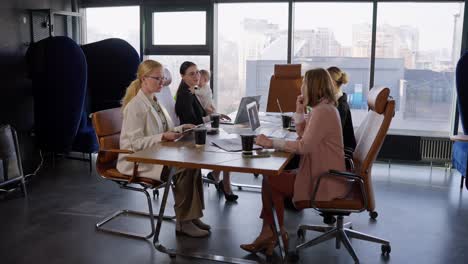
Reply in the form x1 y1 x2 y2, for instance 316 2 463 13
153 168 259 264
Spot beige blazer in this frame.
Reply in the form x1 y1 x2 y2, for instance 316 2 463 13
283 101 347 203
117 90 184 180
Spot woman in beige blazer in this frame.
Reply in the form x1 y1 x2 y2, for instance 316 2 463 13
240 68 348 256
117 60 210 238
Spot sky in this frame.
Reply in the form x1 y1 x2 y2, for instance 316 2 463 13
86 2 465 53
218 2 464 51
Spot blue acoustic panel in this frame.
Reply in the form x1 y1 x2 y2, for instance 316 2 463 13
27 36 86 153
81 38 140 113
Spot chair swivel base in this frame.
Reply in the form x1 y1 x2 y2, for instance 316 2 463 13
292 216 391 263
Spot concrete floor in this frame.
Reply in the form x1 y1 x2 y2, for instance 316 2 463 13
0 158 467 264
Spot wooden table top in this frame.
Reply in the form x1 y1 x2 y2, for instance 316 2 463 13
126 127 294 176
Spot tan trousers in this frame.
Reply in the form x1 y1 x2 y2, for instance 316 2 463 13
162 167 205 221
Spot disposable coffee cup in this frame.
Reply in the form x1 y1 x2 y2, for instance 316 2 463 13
240 134 255 155
194 127 207 146
281 114 292 128
210 113 220 129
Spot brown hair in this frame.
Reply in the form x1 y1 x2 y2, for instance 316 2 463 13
303 68 337 107
121 60 163 110
327 66 349 91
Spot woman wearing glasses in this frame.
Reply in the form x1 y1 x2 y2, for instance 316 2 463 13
117 60 211 238
175 61 238 202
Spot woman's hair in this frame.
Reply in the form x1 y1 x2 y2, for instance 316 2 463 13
327 66 349 89
121 60 163 110
303 68 337 107
199 69 210 79
180 61 196 75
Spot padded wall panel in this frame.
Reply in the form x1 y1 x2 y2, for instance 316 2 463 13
81 38 140 113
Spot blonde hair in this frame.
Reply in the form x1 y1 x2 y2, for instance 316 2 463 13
199 69 210 79
303 68 337 107
327 66 349 91
121 60 163 110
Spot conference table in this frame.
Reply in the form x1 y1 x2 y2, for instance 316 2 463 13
126 118 295 264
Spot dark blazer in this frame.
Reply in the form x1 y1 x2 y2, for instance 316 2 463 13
175 81 207 125
337 93 357 151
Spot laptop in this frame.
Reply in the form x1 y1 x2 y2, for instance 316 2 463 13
221 95 261 125
221 101 289 138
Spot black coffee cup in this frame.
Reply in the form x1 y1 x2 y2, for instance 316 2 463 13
281 114 292 128
240 134 255 154
210 113 220 129
194 127 207 146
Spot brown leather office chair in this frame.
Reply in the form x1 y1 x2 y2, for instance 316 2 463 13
266 64 302 112
92 107 173 239
292 87 395 263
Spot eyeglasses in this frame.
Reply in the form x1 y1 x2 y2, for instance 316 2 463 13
186 71 200 77
146 76 166 82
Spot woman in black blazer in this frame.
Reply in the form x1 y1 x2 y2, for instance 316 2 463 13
175 61 238 202
327 66 357 153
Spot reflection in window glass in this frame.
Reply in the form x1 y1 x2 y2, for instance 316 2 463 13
85 6 140 54
375 2 464 136
153 12 206 45
147 55 210 97
216 3 288 113
293 3 373 126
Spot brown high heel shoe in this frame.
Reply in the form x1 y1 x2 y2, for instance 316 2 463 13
240 236 277 256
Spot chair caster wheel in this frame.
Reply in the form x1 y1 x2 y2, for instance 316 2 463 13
153 190 159 199
369 211 378 220
297 228 305 239
288 251 300 262
381 244 391 255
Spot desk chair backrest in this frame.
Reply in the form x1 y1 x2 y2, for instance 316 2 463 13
353 87 395 211
266 64 302 112
456 51 468 134
92 107 123 177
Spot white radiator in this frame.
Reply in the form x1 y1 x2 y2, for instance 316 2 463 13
420 137 453 162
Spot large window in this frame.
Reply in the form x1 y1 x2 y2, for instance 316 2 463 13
85 6 140 54
375 2 464 136
293 2 373 126
216 3 288 114
153 11 206 45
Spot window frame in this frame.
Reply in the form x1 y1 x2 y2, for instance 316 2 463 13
142 2 213 56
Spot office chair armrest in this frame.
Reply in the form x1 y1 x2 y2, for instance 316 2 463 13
450 134 468 142
311 170 368 209
344 147 354 156
100 148 134 154
328 169 361 179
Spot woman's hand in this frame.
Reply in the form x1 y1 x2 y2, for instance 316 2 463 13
220 113 231 121
162 132 182 141
182 124 196 131
255 134 273 148
296 95 305 113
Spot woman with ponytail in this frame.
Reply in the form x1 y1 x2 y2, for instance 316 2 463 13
117 60 211 238
327 66 356 152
